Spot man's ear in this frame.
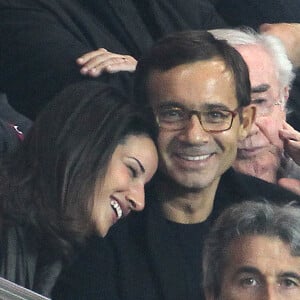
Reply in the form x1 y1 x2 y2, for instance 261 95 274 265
283 86 290 102
238 104 256 141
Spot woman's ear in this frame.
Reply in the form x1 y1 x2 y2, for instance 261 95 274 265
238 104 256 141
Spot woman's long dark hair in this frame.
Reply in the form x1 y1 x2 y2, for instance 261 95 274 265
0 81 157 261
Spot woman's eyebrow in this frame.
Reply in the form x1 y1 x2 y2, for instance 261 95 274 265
129 157 145 173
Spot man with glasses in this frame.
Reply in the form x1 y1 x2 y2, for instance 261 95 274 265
210 28 300 187
52 31 300 300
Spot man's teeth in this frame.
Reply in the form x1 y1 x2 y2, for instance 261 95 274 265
180 154 211 161
110 200 123 219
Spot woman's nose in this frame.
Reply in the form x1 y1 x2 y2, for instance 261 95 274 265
127 184 145 211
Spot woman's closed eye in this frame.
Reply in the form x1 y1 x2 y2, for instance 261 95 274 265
128 165 138 178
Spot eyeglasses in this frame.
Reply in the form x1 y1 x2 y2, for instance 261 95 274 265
251 98 284 117
155 106 240 132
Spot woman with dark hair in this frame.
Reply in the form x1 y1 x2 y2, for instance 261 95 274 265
0 81 158 296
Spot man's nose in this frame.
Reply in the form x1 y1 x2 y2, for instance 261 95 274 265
178 114 210 144
247 117 260 136
126 184 145 212
262 284 280 300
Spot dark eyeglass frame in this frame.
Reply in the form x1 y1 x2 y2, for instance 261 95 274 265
155 106 241 133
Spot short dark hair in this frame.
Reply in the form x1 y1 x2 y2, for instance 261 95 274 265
134 30 251 108
202 200 300 298
0 81 157 260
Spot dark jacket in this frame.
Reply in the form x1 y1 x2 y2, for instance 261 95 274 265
52 169 300 300
215 0 300 131
0 226 62 297
0 94 32 155
0 0 226 119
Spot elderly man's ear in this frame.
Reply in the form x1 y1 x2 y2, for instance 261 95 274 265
238 104 256 141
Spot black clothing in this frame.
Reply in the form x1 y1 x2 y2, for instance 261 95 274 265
0 0 226 119
52 169 300 300
0 94 32 155
215 0 300 130
52 236 118 300
215 0 300 29
0 226 62 297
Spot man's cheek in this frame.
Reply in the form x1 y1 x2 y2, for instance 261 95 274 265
260 119 284 148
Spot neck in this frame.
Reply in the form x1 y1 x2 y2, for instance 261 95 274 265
154 174 220 224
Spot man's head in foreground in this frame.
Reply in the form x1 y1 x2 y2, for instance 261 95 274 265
203 200 300 300
135 30 255 193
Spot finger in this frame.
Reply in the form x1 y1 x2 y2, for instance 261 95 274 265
259 23 273 32
85 57 137 77
287 139 300 149
279 122 300 141
278 178 300 195
105 58 137 73
85 57 131 77
77 48 108 65
282 121 298 131
80 53 123 75
279 129 300 141
79 49 130 67
81 52 130 70
282 136 300 165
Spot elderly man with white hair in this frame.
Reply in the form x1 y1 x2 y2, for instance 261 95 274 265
210 27 300 192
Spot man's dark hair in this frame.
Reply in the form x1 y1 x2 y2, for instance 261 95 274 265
134 30 251 108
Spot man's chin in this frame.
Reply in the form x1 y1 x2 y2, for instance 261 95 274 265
171 173 218 191
237 147 265 159
233 159 279 183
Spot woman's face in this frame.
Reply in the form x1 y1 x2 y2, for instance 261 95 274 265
92 135 158 236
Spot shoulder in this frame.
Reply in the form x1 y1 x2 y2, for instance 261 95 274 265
52 236 118 299
0 225 39 289
220 168 300 204
107 209 148 244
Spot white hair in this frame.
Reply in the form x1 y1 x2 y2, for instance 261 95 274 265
209 27 295 90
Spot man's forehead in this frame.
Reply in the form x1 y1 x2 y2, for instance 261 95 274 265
236 44 280 89
147 58 229 79
146 60 236 108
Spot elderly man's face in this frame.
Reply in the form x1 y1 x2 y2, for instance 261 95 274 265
219 235 300 300
233 44 287 183
146 59 254 190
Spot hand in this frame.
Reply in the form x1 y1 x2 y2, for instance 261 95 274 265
77 48 137 77
259 23 300 68
278 177 300 195
279 121 300 165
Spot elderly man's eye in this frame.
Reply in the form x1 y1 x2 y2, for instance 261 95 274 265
251 98 267 106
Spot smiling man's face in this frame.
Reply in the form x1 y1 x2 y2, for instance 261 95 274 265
147 59 253 191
